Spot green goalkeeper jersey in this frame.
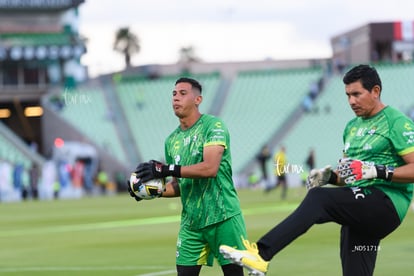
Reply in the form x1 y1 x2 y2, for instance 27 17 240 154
165 114 242 230
343 106 414 221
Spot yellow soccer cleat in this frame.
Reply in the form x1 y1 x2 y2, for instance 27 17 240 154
220 237 269 276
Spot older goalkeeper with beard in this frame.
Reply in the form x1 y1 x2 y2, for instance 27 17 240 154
219 64 414 276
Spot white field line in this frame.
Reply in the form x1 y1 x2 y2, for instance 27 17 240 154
0 204 298 238
0 266 172 272
137 270 177 276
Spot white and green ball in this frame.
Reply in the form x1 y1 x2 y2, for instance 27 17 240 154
129 173 166 200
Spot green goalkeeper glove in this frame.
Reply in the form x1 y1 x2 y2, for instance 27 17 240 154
306 165 337 190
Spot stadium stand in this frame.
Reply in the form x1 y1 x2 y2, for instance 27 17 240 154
58 86 127 164
45 62 414 189
0 130 31 170
220 67 324 174
0 121 48 201
277 62 414 180
278 74 352 172
114 73 221 162
374 62 414 112
0 121 45 168
2 0 413 204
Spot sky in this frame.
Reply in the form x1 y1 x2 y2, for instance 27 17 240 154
78 0 414 77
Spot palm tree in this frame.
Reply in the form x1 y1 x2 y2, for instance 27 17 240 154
178 45 200 74
113 27 140 68
179 45 200 64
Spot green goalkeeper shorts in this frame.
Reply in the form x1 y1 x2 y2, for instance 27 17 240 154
176 213 247 266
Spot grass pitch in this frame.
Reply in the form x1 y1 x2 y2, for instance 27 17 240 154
0 187 413 275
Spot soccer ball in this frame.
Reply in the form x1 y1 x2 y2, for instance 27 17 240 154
129 172 166 200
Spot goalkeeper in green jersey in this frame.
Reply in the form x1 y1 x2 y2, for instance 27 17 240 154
219 64 414 276
131 77 247 276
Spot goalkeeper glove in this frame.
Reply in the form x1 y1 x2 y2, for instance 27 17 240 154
337 158 394 184
135 160 181 183
306 165 337 190
126 180 142 202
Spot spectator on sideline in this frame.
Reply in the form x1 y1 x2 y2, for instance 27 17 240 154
305 148 315 171
256 145 271 187
29 163 40 199
266 146 288 200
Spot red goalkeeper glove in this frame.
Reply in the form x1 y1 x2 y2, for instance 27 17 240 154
337 158 394 184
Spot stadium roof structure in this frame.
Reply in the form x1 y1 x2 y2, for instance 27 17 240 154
0 0 84 11
0 33 85 61
0 33 72 46
0 0 86 61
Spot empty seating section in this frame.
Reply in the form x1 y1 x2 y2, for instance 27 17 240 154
54 63 414 177
197 73 221 114
115 73 220 161
279 62 414 172
279 76 353 170
115 78 176 161
59 87 127 163
375 63 414 113
220 68 323 173
0 135 32 169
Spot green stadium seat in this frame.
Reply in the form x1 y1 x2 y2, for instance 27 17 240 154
115 73 221 162
59 87 127 163
220 68 324 173
278 62 414 176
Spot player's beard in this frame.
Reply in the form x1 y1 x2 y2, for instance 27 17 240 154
173 108 184 118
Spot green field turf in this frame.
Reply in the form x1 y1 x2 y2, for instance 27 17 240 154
1 187 413 276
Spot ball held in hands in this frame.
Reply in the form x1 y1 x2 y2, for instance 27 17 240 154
128 172 165 200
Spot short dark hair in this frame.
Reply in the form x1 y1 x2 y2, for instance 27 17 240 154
342 64 382 92
175 77 202 94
